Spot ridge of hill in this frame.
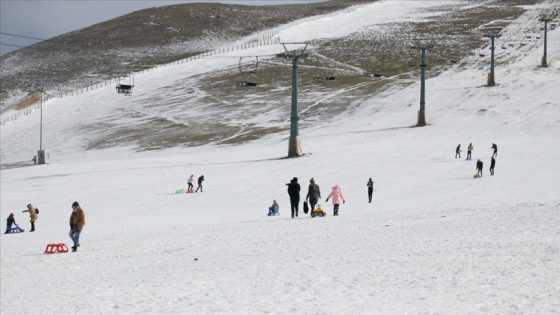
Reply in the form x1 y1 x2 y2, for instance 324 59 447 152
0 0 368 99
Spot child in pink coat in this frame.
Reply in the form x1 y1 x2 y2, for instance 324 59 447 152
326 185 345 216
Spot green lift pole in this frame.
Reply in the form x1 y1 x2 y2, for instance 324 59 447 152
281 43 309 158
411 37 434 127
539 16 554 67
483 28 501 86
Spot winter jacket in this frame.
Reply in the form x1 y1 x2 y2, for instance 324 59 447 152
468 144 473 151
270 200 279 211
326 185 345 205
306 180 321 201
187 175 194 184
286 178 300 199
197 176 204 185
6 215 16 228
69 208 86 230
367 180 374 188
476 160 483 170
456 145 461 153
22 204 38 221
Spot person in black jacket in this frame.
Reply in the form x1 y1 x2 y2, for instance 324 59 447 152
476 159 483 176
305 178 321 214
367 178 374 203
195 175 205 192
455 144 462 158
4 213 24 233
490 156 496 175
286 177 301 218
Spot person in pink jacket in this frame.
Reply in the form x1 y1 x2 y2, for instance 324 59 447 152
325 185 345 216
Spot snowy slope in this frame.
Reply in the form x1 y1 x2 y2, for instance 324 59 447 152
1 1 560 314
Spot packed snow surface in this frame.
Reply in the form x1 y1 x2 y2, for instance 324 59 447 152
1 1 559 314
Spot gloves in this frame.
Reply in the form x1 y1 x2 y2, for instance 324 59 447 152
325 199 329 202
70 225 75 230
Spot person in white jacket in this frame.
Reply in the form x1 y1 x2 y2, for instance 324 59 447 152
326 185 345 216
187 175 194 191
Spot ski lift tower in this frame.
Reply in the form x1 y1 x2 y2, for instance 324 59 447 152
539 15 555 67
279 42 309 158
411 37 435 127
37 88 48 164
483 28 502 86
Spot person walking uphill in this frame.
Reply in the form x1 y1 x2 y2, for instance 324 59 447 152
286 177 301 218
326 185 345 216
69 201 85 252
22 203 39 232
367 178 374 203
195 175 205 192
305 178 321 214
455 144 462 158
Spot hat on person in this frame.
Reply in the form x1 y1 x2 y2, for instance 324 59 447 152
72 201 80 207
10 212 13 216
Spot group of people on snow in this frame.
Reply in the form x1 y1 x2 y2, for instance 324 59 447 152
284 177 348 218
457 143 498 177
4 202 86 253
187 175 205 193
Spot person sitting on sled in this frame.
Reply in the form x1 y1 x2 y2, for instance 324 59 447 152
311 204 326 218
5 213 24 233
267 200 279 216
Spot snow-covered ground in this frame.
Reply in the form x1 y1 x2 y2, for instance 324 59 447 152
1 1 559 314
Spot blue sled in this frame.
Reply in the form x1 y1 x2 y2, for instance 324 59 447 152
4 225 25 234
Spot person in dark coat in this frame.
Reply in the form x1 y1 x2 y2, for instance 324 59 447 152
305 178 321 214
367 178 374 203
491 143 498 158
455 144 462 158
286 177 301 218
5 213 24 233
476 159 483 176
195 175 205 192
490 156 496 175
69 201 86 252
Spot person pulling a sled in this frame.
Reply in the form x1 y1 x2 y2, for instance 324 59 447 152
268 200 280 216
5 213 24 233
305 178 321 216
187 174 194 192
476 159 483 176
326 185 345 216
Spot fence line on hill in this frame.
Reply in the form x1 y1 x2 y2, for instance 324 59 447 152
1 4 366 126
